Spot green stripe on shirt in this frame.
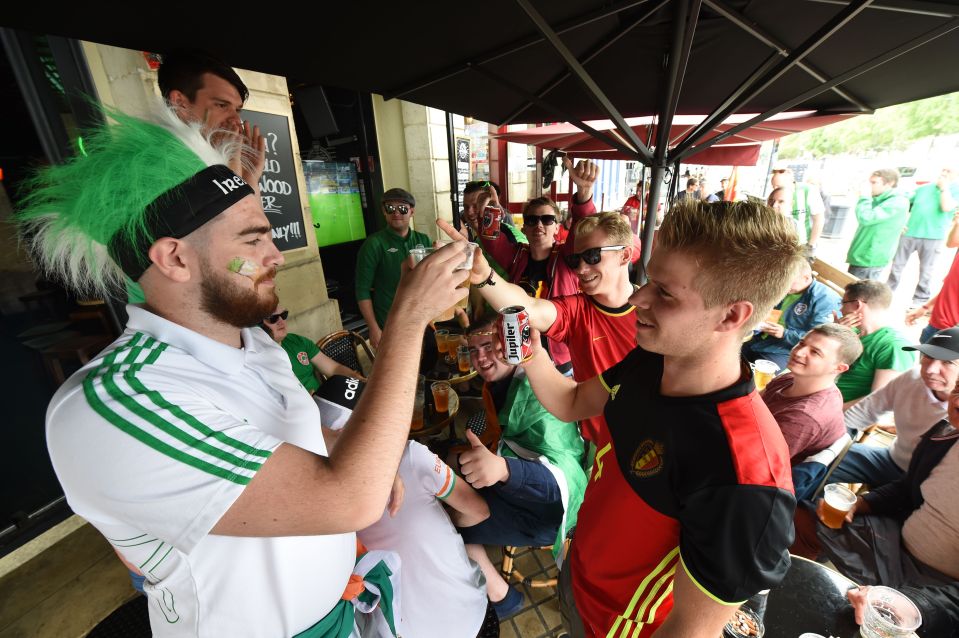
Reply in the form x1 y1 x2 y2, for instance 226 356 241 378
83 333 274 485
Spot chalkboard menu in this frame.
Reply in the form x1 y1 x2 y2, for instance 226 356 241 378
241 110 308 251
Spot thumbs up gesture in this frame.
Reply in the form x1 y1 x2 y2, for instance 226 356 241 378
458 430 509 489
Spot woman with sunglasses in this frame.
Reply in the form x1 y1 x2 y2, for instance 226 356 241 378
261 304 365 394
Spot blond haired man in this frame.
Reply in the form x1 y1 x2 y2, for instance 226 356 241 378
439 211 638 441
511 201 804 637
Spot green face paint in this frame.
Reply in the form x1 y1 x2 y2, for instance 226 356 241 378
228 257 259 279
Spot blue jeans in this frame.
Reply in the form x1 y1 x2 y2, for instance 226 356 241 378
920 322 942 344
829 443 903 487
129 570 145 593
792 462 828 501
457 457 564 547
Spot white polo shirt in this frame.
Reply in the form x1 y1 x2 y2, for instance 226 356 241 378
46 306 355 637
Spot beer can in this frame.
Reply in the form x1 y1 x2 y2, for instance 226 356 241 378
498 306 533 364
481 205 502 240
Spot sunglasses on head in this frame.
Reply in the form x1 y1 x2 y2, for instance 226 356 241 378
563 245 626 269
266 310 289 323
771 169 789 174
523 214 557 227
383 203 411 215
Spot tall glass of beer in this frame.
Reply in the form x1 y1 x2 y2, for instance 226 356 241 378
820 484 857 529
434 329 450 356
431 381 451 413
457 345 471 373
753 359 779 391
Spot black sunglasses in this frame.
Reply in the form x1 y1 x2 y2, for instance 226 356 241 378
383 203 412 215
523 214 557 227
563 245 626 269
265 310 289 323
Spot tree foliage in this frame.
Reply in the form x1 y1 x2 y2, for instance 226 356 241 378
778 92 959 159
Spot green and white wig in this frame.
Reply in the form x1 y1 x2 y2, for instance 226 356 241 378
16 101 255 298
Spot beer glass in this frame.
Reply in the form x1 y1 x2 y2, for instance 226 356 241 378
821 484 857 529
444 333 461 363
457 345 471 373
753 359 779 391
434 329 450 355
861 586 921 638
431 381 451 413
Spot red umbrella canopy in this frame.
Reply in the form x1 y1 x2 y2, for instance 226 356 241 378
495 111 856 165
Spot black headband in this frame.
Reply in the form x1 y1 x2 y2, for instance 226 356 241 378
109 165 255 281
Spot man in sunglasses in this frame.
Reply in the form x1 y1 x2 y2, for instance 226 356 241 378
356 188 432 348
439 211 639 442
260 302 365 394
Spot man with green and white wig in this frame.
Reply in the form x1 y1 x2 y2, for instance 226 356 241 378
17 102 472 637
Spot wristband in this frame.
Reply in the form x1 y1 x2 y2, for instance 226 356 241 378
475 269 496 289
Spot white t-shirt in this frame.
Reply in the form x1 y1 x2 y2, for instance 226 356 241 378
358 442 487 638
46 306 355 637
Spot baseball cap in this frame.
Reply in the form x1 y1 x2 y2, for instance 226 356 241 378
382 187 415 208
903 327 959 360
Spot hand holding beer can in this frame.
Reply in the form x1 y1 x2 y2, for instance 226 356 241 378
498 306 533 364
481 205 502 239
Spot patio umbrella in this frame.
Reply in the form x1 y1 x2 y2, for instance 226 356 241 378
4 0 959 275
494 110 858 164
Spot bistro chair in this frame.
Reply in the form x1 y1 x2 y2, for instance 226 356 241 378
501 538 571 589
316 330 375 379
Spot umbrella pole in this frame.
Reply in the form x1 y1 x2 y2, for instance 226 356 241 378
446 111 461 231
637 163 666 285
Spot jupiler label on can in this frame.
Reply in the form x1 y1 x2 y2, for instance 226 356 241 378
498 305 533 364
481 205 502 240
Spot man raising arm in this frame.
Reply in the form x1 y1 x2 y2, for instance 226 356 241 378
19 105 468 636
440 210 639 440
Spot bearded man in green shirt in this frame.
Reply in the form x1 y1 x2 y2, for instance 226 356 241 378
355 188 432 348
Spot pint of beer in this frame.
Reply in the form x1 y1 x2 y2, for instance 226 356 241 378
431 381 451 413
753 359 779 391
434 329 450 355
820 484 857 529
457 345 471 373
